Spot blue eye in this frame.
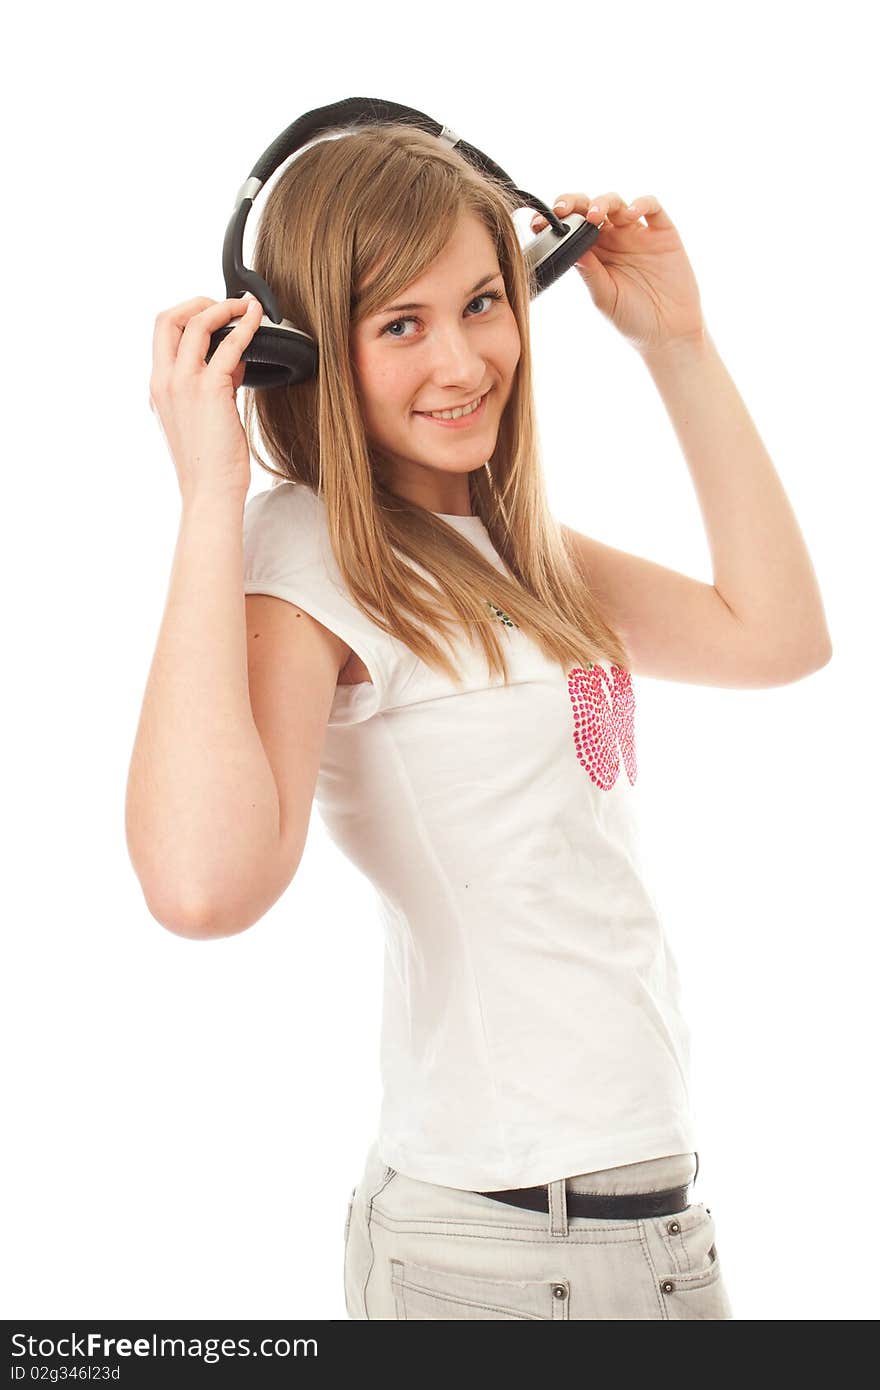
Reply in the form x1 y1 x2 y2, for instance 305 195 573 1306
379 288 505 340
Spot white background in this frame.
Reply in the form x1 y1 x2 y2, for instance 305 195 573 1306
3 0 876 1324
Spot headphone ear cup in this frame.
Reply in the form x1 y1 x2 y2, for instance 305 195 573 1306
206 323 319 388
526 213 599 295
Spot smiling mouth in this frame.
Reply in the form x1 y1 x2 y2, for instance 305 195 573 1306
415 390 489 420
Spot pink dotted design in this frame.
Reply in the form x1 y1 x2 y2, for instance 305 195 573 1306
568 664 637 790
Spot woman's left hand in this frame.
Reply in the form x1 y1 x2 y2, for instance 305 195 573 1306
531 192 706 354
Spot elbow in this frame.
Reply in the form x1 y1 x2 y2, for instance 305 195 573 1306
749 637 833 688
802 637 833 675
142 889 237 941
128 846 264 941
130 845 295 941
785 637 833 683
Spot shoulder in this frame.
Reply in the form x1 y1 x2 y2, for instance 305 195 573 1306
243 480 326 567
244 478 321 526
243 483 354 675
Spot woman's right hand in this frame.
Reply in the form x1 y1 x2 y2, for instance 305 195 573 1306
149 294 264 507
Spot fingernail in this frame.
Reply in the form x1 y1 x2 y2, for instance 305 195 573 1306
553 199 567 211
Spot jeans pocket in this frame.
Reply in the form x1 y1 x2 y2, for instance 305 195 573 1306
390 1257 570 1320
653 1202 733 1319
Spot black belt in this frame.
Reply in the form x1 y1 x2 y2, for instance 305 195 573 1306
473 1182 691 1218
474 1153 699 1219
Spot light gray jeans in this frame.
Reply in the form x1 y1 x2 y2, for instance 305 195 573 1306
343 1138 733 1319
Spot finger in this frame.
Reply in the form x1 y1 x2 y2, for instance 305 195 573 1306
633 195 674 230
205 296 265 380
530 195 590 234
174 296 257 378
151 297 216 379
530 191 630 233
583 192 629 225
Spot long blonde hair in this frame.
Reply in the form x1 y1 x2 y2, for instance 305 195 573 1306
242 119 630 684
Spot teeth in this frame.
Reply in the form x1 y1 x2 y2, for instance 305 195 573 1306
426 393 484 420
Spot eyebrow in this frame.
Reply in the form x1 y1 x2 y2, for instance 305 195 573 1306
377 271 503 315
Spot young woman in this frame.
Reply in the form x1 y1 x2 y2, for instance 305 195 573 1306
128 122 832 1320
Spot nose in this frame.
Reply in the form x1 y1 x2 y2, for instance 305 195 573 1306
424 324 488 391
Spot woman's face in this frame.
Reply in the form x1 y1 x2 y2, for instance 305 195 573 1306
349 211 522 515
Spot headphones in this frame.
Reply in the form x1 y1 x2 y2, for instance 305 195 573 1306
206 96 600 390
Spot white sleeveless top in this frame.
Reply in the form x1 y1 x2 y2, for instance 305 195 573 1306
243 481 698 1190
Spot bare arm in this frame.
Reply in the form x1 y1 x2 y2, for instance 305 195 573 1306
125 493 287 937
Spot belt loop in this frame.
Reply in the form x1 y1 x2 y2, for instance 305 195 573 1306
548 1178 568 1237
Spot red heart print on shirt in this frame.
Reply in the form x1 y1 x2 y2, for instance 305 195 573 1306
568 664 637 790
